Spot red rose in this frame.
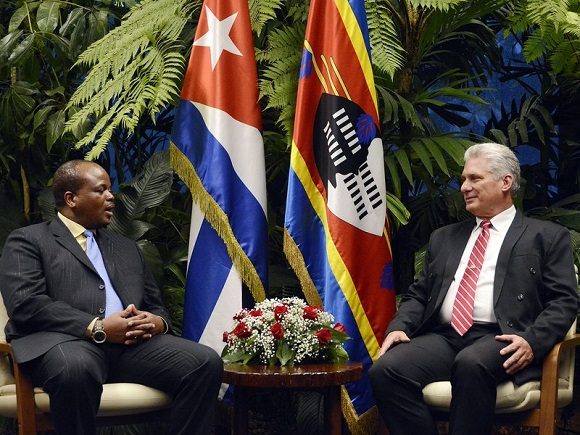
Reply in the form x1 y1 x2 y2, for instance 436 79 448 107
270 322 284 340
249 309 263 317
333 323 346 333
232 322 252 338
274 305 288 320
222 331 230 342
233 311 247 321
303 306 320 320
315 328 332 345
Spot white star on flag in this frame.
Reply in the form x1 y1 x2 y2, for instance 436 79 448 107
193 6 242 70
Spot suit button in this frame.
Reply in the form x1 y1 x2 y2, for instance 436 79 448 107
517 293 524 301
529 267 536 274
98 284 105 290
427 296 432 302
99 308 105 314
507 321 513 327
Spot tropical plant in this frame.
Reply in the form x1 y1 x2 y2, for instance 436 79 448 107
0 0 134 229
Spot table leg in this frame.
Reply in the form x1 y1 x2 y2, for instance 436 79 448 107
233 387 248 435
324 386 342 435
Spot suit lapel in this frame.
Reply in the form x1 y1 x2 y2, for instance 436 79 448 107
435 219 475 308
493 210 526 305
50 218 96 273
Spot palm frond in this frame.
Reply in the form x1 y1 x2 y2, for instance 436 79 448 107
65 0 197 159
109 150 173 240
366 0 405 78
258 22 305 135
411 0 471 12
249 0 285 36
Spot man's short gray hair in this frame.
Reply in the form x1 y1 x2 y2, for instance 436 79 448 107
464 143 521 196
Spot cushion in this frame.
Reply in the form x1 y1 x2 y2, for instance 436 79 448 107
0 383 171 418
423 378 573 413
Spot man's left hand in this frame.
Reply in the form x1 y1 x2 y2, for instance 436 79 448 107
496 334 534 375
124 304 164 344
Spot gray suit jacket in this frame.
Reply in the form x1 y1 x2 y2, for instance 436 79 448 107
0 217 171 363
387 211 579 383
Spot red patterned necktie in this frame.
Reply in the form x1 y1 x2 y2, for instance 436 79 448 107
451 220 492 335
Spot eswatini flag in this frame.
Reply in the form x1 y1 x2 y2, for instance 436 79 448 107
283 0 395 430
171 0 268 356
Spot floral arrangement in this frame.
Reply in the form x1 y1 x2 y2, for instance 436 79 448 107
221 297 349 366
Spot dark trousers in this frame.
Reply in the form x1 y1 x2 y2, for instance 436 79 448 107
368 324 511 435
24 334 223 435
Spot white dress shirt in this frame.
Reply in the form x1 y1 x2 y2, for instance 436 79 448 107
439 205 516 324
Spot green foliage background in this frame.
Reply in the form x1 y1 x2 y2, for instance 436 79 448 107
1 0 579 320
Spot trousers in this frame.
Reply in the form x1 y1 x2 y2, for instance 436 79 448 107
369 323 511 435
24 334 223 435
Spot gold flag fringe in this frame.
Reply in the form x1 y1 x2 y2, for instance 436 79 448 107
341 385 381 434
283 229 322 307
284 231 380 433
170 144 266 302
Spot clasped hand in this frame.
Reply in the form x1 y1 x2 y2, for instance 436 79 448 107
102 304 164 345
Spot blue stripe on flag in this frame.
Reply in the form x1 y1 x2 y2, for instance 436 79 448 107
172 100 268 285
182 219 232 341
286 169 374 415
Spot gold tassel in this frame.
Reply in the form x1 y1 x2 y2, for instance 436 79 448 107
170 144 266 302
283 229 323 306
341 386 381 434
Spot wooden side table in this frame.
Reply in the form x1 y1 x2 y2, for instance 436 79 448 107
222 362 363 435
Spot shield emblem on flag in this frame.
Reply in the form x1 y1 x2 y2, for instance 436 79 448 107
313 93 386 236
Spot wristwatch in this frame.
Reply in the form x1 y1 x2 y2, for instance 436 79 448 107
91 319 107 344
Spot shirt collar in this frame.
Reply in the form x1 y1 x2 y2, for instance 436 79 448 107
475 205 516 233
57 212 88 239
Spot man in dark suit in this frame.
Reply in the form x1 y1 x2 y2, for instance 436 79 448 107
0 160 223 435
369 143 578 435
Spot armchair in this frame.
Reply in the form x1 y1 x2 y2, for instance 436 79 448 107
423 321 580 435
0 295 172 435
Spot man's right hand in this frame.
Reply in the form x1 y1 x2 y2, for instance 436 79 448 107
102 306 134 344
379 331 410 356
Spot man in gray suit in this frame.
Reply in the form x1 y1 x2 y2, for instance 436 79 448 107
369 143 578 435
0 160 223 435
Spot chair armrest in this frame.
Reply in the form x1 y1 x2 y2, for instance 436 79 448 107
538 333 580 434
0 340 39 433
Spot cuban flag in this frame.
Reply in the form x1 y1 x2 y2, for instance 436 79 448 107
170 0 268 355
283 0 395 431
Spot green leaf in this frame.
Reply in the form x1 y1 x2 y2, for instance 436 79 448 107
385 155 401 198
327 346 349 363
276 341 295 366
108 151 173 240
37 1 61 33
46 109 65 151
9 5 30 32
394 149 413 185
489 129 507 145
410 141 434 177
420 138 449 176
45 86 64 97
221 348 247 364
8 34 35 64
0 31 23 62
33 105 54 131
68 12 86 57
60 8 84 36
386 192 410 226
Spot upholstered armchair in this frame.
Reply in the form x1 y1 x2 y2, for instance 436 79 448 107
424 268 580 435
0 295 172 435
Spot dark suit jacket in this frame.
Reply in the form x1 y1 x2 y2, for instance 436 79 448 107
0 217 171 363
387 210 579 383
